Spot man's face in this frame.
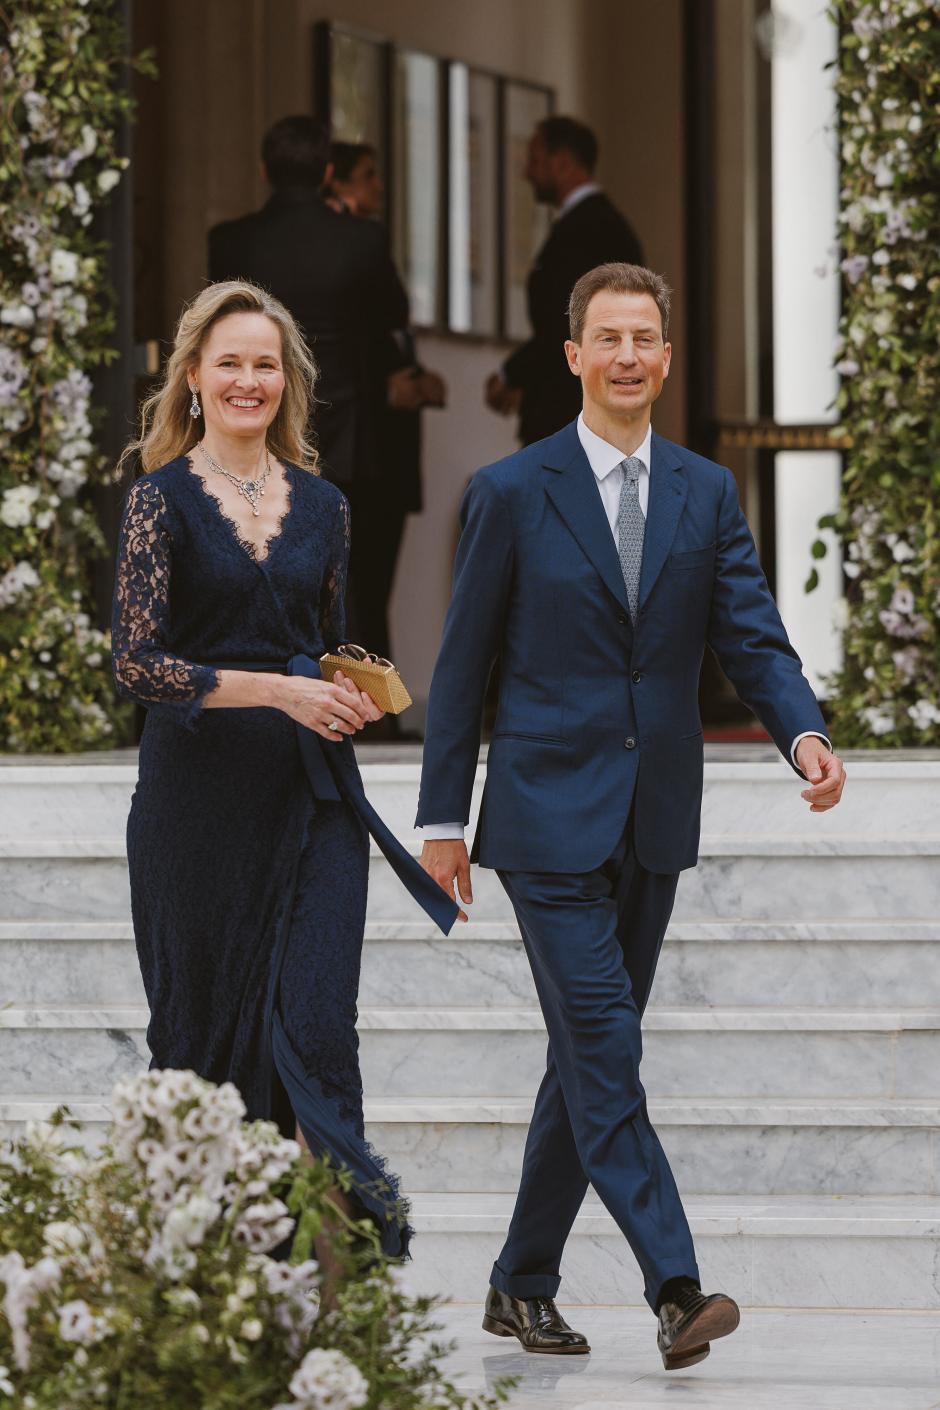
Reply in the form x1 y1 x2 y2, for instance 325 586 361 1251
524 132 560 204
565 290 672 424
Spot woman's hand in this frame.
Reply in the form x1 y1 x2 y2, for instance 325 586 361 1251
334 669 387 728
274 674 373 741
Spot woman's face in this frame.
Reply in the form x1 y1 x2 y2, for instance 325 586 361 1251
190 312 285 441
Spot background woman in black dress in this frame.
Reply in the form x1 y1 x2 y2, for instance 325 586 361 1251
111 280 415 1289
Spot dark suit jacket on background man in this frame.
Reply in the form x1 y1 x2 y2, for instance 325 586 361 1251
505 191 643 445
208 186 407 489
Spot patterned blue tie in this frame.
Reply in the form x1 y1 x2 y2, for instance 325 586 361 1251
617 456 646 621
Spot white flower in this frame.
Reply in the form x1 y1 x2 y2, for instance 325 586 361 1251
239 1318 263 1341
861 705 895 737
43 1222 86 1257
0 1252 62 1370
50 249 80 285
908 114 922 134
193 1323 210 1344
840 254 869 284
896 272 918 291
0 1363 14 1395
288 1348 369 1410
909 700 940 732
1 484 40 528
890 585 915 615
1 303 35 328
836 357 860 377
872 309 892 337
831 597 850 632
892 647 920 684
58 1299 106 1345
890 538 916 562
0 560 40 608
97 169 121 195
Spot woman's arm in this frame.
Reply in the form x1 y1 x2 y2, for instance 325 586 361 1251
111 479 371 739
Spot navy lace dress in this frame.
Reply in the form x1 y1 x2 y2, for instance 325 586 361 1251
112 455 410 1255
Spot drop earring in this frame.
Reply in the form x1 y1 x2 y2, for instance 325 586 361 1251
189 386 201 419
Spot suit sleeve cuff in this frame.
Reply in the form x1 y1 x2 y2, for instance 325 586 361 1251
790 731 832 769
417 822 466 841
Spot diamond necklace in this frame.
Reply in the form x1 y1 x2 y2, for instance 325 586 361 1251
197 441 271 517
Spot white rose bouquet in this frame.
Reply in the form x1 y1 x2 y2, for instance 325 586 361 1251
0 1070 508 1410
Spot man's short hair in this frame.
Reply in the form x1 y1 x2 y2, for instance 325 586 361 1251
262 116 331 189
536 115 598 173
568 263 672 342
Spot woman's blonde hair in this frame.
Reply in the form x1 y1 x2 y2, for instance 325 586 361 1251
119 280 319 477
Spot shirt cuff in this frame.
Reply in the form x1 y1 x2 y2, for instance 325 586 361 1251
790 731 832 769
418 822 466 841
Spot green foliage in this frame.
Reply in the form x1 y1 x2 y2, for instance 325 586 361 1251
0 0 152 750
813 0 940 743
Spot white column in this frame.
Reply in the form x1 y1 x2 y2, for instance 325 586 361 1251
771 0 842 695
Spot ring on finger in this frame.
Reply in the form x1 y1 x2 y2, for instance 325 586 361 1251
328 719 341 732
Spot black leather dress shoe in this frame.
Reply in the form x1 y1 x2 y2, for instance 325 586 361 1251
482 1287 590 1354
657 1284 739 1370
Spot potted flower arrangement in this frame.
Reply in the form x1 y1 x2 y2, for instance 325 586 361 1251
0 1070 507 1409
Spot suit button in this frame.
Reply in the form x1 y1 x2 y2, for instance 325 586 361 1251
624 736 637 750
632 670 643 683
618 614 628 626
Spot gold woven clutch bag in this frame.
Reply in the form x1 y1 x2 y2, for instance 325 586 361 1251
319 643 413 716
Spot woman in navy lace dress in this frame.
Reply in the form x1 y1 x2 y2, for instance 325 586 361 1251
111 281 456 1270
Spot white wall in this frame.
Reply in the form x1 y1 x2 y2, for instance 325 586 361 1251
771 0 842 695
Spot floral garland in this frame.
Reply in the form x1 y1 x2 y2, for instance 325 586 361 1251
811 0 940 743
0 0 149 751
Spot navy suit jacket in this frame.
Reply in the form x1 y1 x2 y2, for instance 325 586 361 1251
416 419 828 875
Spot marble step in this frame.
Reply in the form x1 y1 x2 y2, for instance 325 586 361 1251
3 758 939 842
3 918 934 1011
400 1192 940 1309
2 1004 937 1101
5 1094 937 1198
3 837 940 924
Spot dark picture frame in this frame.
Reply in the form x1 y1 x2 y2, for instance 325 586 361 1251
313 22 391 170
315 23 555 343
390 48 445 329
501 78 553 341
446 63 499 337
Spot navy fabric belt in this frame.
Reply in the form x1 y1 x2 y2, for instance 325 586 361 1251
210 654 459 936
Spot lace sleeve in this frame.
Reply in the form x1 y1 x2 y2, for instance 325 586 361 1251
320 491 351 650
111 478 219 729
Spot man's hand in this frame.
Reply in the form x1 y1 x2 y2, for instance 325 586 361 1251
387 367 426 412
484 372 522 416
796 737 846 812
420 839 472 922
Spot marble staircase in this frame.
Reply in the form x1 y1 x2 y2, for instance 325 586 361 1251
1 751 939 1309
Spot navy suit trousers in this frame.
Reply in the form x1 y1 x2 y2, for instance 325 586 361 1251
490 818 699 1311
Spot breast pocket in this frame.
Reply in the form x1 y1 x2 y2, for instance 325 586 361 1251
669 543 716 571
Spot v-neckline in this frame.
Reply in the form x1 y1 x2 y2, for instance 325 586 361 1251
185 455 295 565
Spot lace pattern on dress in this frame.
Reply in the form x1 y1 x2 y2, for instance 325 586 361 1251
186 455 295 564
321 491 351 650
112 478 220 728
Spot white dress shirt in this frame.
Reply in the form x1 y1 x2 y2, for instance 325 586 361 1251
556 181 602 219
420 416 829 841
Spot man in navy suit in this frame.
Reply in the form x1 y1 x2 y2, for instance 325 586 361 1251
417 263 846 1368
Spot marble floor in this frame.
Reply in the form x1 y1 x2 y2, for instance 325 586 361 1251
433 1304 940 1410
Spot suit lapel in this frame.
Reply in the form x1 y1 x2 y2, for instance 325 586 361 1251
638 433 687 610
542 425 630 615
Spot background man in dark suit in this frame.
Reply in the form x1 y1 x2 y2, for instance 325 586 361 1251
486 116 644 445
208 116 404 504
324 141 446 665
420 263 846 1367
